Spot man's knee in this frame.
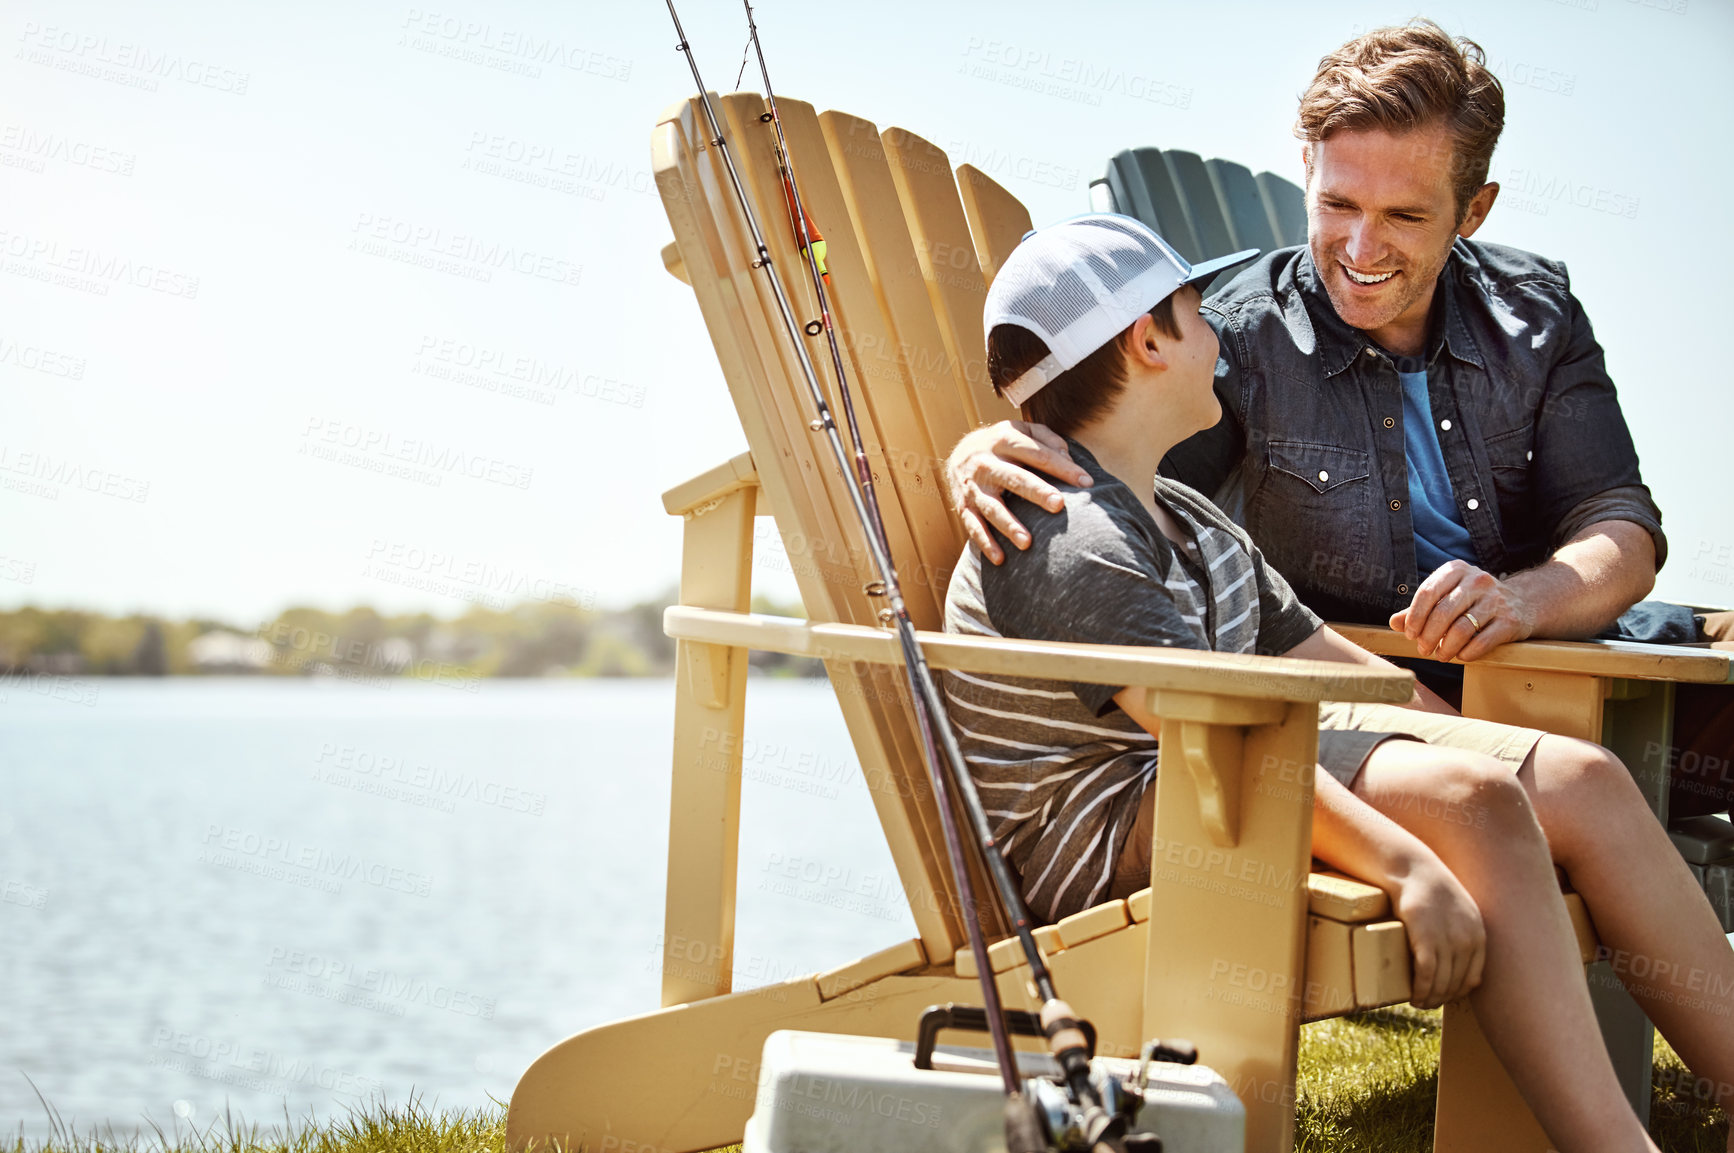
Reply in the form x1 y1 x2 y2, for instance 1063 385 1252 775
1536 735 1641 806
1530 736 1652 859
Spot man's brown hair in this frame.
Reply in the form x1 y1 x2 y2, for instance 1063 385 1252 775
1295 19 1505 220
987 295 1182 438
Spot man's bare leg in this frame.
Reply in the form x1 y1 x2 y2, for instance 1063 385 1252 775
1518 735 1734 1149
1353 741 1658 1152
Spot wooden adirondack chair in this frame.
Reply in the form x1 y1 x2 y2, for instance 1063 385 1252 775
502 98 1610 1153
1092 144 1734 1144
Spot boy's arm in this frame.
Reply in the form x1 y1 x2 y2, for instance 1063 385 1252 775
1282 625 1458 715
1111 681 1484 1008
1307 770 1486 1009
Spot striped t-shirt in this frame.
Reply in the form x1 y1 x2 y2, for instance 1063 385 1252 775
943 440 1321 923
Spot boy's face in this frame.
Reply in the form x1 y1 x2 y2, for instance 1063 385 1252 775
1161 284 1222 431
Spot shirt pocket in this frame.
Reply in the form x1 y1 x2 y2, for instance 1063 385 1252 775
1248 440 1374 575
1265 441 1372 495
1482 425 1534 554
1484 426 1533 496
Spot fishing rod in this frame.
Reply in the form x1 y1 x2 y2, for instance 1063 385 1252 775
728 0 1022 1102
662 4 1150 1150
660 0 1020 1096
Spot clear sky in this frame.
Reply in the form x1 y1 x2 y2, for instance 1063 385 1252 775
3 0 1729 626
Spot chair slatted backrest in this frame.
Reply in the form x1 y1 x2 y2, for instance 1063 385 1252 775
1258 170 1310 248
653 94 1029 962
1092 147 1309 290
1164 151 1240 270
1099 149 1202 260
1206 159 1281 254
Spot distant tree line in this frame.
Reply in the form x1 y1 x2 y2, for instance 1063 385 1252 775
0 594 823 679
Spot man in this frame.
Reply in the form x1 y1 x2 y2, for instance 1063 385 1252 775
946 19 1733 819
946 211 1733 1151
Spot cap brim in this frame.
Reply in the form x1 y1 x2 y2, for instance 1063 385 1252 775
1182 248 1261 288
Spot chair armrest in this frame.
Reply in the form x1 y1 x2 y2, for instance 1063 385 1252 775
1330 623 1733 685
662 452 757 516
666 606 1414 705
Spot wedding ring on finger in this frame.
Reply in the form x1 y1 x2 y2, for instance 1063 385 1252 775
1463 611 1483 632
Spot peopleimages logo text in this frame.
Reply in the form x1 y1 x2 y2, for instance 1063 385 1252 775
349 213 581 288
0 229 199 298
299 418 533 490
200 825 433 897
17 22 251 94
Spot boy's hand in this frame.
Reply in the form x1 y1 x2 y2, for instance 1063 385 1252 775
1388 853 1486 1009
945 420 1088 563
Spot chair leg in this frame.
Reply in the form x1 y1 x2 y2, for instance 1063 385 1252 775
1465 666 1658 1128
1142 702 1318 1153
1587 961 1656 1130
1595 681 1669 1128
662 483 756 1007
1434 1000 1552 1153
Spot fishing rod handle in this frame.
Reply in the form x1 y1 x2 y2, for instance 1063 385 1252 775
1039 999 1094 1062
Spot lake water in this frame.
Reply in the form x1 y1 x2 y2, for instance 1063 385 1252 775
0 677 909 1143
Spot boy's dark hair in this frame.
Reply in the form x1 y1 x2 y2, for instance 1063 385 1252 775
988 293 1183 438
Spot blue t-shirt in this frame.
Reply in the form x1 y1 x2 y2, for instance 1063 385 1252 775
1399 367 1479 574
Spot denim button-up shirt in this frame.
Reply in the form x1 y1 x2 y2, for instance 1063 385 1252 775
1160 239 1666 625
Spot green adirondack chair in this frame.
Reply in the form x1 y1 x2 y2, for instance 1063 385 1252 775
1089 147 1308 285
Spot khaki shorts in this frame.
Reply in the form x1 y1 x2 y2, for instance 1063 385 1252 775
1316 700 1547 779
1107 703 1546 900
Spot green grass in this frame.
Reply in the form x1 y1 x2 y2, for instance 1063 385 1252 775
4 1096 508 1153
1296 1007 1442 1152
1293 1006 1729 1153
6 1023 1725 1153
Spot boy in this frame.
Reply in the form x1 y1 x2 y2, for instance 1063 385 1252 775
944 214 1733 1152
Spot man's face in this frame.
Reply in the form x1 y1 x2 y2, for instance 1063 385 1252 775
1304 122 1469 346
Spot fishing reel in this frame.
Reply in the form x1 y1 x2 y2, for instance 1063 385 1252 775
1007 1037 1199 1153
916 1004 1195 1153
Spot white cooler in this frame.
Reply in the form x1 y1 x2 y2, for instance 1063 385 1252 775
743 1030 1244 1153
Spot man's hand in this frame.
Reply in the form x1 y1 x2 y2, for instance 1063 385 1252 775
1391 520 1655 659
945 420 1089 563
1388 852 1487 1009
1390 559 1535 663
